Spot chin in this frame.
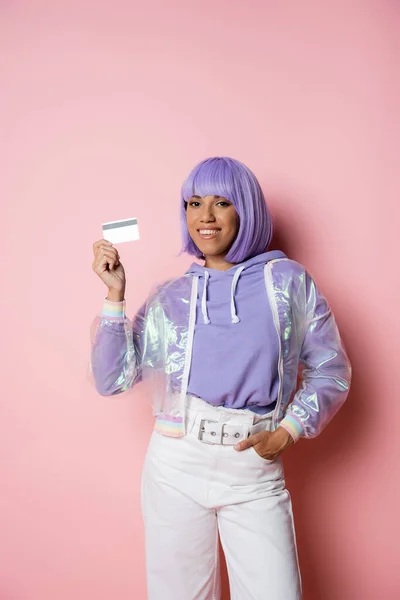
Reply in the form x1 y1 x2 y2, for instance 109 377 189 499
199 246 230 258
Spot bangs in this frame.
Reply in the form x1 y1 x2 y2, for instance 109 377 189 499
181 158 236 204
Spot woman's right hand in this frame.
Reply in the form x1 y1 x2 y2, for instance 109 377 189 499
92 239 126 295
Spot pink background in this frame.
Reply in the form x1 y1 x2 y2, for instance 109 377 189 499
1 1 399 598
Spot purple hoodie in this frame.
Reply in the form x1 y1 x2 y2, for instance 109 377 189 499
186 250 287 414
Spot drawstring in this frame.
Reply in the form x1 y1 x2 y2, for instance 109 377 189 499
201 270 210 324
200 266 245 325
230 266 245 323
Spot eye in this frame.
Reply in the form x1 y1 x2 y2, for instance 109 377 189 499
188 201 201 207
217 201 231 207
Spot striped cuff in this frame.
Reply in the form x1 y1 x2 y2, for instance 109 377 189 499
154 414 185 438
279 414 304 443
101 298 126 320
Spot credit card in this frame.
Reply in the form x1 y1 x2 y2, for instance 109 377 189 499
102 217 140 244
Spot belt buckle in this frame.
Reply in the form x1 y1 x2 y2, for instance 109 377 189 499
198 418 219 444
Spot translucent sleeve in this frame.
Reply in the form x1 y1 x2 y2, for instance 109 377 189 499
280 270 352 440
89 298 146 396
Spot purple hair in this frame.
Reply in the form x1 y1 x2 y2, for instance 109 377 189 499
180 156 274 263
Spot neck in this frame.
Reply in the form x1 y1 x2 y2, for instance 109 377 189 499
204 254 236 271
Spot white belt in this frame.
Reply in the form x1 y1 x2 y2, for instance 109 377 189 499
196 417 274 446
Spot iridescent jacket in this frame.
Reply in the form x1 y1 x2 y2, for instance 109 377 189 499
90 257 352 441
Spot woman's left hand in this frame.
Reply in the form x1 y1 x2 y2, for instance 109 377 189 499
234 426 294 460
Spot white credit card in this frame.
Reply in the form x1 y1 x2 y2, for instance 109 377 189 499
102 217 140 244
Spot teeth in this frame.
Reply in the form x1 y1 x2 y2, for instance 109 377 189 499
199 230 219 234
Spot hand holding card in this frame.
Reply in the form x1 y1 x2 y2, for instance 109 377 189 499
92 218 139 299
92 238 126 297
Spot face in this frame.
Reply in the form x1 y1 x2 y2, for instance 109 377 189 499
186 195 240 260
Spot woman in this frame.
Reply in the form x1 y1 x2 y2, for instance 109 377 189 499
90 156 352 600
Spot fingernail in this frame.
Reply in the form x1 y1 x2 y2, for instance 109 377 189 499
234 444 240 450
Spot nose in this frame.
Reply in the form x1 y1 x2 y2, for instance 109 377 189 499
200 205 216 223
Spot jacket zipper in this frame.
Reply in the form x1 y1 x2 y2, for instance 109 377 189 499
179 275 199 435
265 261 284 430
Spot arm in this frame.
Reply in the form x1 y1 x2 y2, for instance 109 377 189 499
89 297 146 396
279 270 352 442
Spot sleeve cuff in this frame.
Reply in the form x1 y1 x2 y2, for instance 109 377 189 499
101 298 126 320
279 414 304 443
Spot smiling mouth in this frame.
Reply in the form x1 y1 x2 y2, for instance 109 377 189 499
197 229 221 239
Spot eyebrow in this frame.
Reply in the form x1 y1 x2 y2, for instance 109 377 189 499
190 195 221 199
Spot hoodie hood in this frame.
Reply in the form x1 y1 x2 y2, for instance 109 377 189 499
185 250 287 325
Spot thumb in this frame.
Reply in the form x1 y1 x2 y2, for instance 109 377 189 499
234 431 265 451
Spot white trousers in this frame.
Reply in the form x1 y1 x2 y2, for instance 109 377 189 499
141 395 302 600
